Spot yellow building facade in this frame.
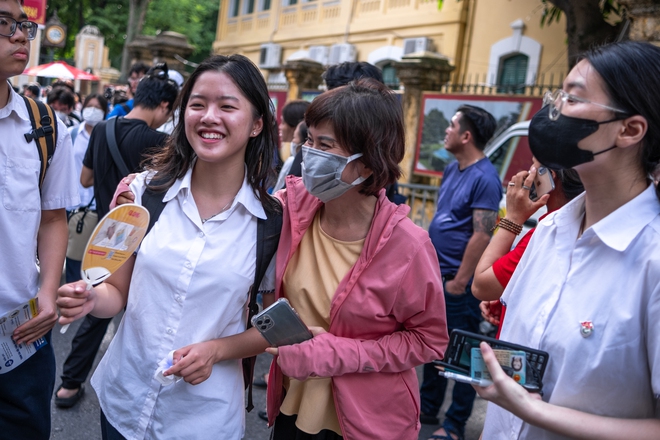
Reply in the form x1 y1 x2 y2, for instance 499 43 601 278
212 0 569 91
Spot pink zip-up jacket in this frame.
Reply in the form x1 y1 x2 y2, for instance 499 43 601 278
267 177 448 440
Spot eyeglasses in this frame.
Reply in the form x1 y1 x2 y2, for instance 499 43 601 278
0 16 38 41
543 89 628 121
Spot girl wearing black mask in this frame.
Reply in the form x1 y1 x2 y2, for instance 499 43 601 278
477 41 660 439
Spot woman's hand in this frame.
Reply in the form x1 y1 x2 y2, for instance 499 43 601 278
473 342 542 415
506 167 549 225
56 281 97 325
165 340 220 385
110 174 137 208
480 300 502 326
264 326 326 357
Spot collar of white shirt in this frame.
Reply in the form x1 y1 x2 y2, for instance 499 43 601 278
0 82 30 120
162 164 267 221
548 184 660 252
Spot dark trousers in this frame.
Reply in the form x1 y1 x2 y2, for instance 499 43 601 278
60 314 112 390
272 412 343 440
419 281 481 438
0 331 55 440
101 410 126 440
65 257 82 284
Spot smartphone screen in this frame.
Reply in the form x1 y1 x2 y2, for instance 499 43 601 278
529 167 555 201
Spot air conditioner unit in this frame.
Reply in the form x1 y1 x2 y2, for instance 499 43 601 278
328 44 357 65
259 43 282 68
403 37 433 55
308 45 329 65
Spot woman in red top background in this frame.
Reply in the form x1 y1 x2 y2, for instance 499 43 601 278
472 158 582 336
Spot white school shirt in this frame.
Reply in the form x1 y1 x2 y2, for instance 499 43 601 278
483 184 660 439
92 167 271 440
0 84 79 312
67 123 95 210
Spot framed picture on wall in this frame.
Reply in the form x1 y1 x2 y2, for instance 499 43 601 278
269 91 287 126
414 94 543 177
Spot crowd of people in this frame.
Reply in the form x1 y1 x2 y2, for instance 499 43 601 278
1 0 659 439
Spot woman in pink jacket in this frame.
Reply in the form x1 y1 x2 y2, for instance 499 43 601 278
265 78 448 440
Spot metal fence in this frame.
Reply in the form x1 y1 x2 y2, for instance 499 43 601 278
437 72 565 97
398 182 439 230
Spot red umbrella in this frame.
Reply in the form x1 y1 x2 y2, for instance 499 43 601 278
23 61 100 81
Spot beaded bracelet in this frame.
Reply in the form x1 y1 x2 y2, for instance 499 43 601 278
491 218 523 235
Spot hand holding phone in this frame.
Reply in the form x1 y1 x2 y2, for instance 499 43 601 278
252 298 313 347
529 166 555 202
433 329 549 392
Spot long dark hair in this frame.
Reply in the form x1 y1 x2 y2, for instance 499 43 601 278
147 54 280 213
583 41 660 202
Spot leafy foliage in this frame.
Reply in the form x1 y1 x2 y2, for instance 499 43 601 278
42 0 219 68
142 0 220 64
540 0 624 28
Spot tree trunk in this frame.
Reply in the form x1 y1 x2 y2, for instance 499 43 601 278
119 0 152 81
548 0 623 68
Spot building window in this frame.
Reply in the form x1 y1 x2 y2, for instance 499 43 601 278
285 0 298 5
229 0 240 17
259 0 271 10
243 0 255 14
382 63 400 90
497 53 528 94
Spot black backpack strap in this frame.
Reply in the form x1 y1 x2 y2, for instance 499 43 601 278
22 96 57 191
243 202 283 412
105 117 131 177
120 102 131 114
140 175 171 235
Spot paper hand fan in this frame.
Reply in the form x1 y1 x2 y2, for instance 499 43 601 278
60 204 150 333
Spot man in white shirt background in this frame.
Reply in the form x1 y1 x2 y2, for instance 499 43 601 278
0 0 79 438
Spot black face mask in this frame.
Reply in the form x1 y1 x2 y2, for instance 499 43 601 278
529 106 623 169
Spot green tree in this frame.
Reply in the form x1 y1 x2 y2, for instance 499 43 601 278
45 0 129 67
119 0 152 80
142 0 220 65
421 109 449 145
44 0 219 73
541 0 625 67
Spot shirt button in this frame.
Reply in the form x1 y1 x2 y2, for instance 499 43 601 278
175 295 182 303
198 232 204 238
167 328 174 335
185 262 192 269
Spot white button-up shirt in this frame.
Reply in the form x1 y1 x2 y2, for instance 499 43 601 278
92 167 269 439
483 184 660 439
0 85 79 312
67 123 95 210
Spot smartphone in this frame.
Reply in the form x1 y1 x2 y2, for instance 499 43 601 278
251 298 313 347
433 329 549 392
529 166 555 201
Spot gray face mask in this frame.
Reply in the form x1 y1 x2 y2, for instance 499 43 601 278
301 146 367 203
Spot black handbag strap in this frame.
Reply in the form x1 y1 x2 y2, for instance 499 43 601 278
71 197 97 234
243 204 282 412
105 118 130 177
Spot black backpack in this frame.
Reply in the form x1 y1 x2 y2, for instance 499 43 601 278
141 182 282 412
22 96 58 191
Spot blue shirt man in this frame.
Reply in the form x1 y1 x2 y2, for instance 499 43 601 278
420 105 501 440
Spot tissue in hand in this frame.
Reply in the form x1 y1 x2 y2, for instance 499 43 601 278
154 350 181 386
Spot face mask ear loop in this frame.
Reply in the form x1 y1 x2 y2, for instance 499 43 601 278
592 144 618 157
345 153 367 185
